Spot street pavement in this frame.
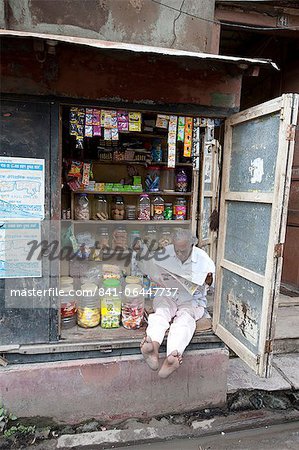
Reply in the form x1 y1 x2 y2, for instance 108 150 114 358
117 421 299 450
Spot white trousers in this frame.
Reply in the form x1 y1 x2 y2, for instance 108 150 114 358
146 297 204 356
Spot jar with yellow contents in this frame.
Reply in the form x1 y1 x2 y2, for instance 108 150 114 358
100 279 122 328
77 282 100 328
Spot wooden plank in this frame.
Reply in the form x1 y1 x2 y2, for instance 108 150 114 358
226 96 283 126
221 259 265 287
191 169 199 235
214 323 258 370
213 120 232 330
4 330 219 354
225 192 273 203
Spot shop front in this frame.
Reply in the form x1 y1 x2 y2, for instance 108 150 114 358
0 30 298 422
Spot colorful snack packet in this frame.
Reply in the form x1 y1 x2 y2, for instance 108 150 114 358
129 112 142 132
68 161 83 178
93 125 102 136
85 108 93 126
85 126 93 137
92 109 101 126
82 162 91 186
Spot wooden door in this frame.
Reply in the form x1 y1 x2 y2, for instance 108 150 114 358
213 94 299 376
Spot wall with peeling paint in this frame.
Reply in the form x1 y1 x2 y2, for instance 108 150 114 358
1 36 241 113
0 0 216 53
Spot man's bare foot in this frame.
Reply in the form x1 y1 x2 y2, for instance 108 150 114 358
140 336 159 371
158 350 182 378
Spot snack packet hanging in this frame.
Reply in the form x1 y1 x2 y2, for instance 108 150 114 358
68 160 83 178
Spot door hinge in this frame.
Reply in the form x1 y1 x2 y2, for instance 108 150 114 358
256 354 261 366
286 124 296 141
274 243 284 258
99 345 113 353
265 339 273 354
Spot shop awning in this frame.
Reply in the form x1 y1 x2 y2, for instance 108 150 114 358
0 28 279 70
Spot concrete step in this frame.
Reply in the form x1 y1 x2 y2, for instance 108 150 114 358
0 347 228 424
274 299 299 354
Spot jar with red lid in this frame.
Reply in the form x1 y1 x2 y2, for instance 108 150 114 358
174 197 187 220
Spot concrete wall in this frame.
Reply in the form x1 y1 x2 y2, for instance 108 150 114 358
0 348 228 424
0 0 216 53
1 36 242 114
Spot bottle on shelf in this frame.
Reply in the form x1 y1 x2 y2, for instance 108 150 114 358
144 225 158 251
145 166 161 192
111 196 125 220
126 204 137 220
164 202 173 220
74 194 90 220
101 279 122 328
158 227 172 249
161 167 175 192
151 195 165 220
138 194 151 220
77 282 100 328
175 169 188 192
93 195 109 220
122 282 144 329
129 230 141 250
174 197 187 220
112 226 128 250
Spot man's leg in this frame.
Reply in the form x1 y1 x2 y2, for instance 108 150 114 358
141 297 177 370
158 304 204 378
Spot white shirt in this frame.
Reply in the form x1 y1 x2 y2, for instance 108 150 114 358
137 244 215 308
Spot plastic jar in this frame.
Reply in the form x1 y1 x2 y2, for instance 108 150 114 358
129 230 141 249
112 227 128 250
158 227 172 248
145 166 161 192
122 283 144 329
111 196 125 220
164 202 173 220
144 225 158 251
75 194 90 220
60 285 77 329
138 194 151 220
174 197 187 220
101 279 122 328
94 195 108 220
161 167 175 192
98 227 110 250
175 169 188 192
152 196 165 220
77 282 100 328
126 205 136 220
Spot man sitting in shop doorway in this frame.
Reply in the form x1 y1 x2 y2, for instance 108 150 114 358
135 228 215 378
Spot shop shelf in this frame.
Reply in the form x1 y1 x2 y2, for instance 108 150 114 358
73 191 192 196
92 160 148 166
89 160 193 167
120 132 168 139
69 219 191 225
153 162 194 167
